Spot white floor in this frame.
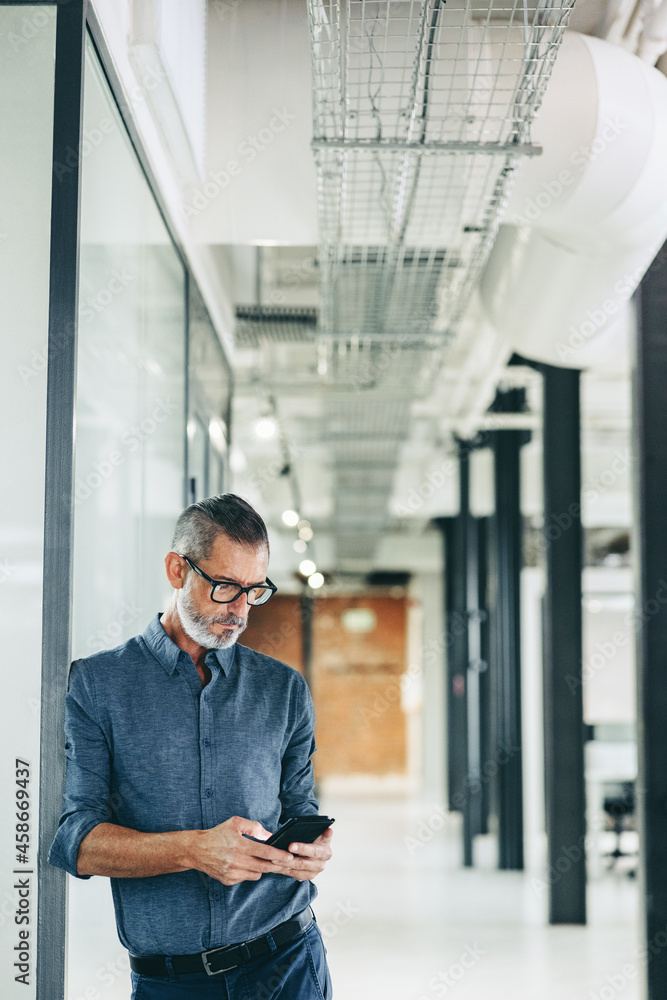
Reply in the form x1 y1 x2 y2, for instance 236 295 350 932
67 794 641 1000
314 794 640 1000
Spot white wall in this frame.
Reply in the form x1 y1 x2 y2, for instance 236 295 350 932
0 8 57 998
409 572 447 804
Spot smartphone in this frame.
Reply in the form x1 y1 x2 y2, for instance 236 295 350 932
264 815 335 851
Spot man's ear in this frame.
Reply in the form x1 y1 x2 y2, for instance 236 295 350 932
165 551 188 590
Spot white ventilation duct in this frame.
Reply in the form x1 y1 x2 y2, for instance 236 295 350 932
479 30 667 367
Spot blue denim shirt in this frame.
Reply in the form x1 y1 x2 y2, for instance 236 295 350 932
48 614 319 956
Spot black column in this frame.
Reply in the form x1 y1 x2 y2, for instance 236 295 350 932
636 245 667 996
478 518 491 835
436 445 490 864
436 517 468 813
465 513 485 845
542 364 586 924
489 390 525 871
454 447 473 864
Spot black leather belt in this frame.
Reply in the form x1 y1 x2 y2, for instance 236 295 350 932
129 906 313 977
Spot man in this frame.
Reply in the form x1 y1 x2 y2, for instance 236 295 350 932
49 493 334 999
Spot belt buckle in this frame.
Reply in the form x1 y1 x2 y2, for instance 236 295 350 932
201 942 250 976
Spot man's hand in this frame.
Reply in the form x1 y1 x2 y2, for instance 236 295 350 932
190 815 298 885
274 827 334 882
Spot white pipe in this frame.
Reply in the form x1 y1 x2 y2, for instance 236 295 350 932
638 0 667 64
479 31 667 367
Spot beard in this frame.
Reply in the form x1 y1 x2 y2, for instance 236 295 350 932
177 576 248 650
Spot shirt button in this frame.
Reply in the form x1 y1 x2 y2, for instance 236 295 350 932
203 738 210 748
205 788 213 798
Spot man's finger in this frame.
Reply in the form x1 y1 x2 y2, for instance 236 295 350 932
241 838 296 865
286 841 332 859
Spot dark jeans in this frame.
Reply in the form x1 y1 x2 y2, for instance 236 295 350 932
129 922 332 1000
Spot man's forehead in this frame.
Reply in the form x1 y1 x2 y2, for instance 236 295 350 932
207 536 269 575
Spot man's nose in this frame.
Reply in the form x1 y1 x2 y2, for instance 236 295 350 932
227 592 250 614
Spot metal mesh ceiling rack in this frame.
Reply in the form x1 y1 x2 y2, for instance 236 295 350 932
309 0 576 341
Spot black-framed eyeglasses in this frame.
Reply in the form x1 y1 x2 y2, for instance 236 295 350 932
179 555 277 606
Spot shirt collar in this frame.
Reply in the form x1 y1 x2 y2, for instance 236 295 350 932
141 614 236 677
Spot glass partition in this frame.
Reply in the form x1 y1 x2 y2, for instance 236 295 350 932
187 282 232 503
67 38 186 998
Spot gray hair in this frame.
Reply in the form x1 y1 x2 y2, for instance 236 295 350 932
171 493 269 561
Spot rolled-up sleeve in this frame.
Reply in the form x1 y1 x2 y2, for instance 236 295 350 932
279 675 319 821
47 660 112 879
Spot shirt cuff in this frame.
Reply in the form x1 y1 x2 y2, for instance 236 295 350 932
47 812 105 880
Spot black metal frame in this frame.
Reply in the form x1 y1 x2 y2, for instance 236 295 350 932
636 245 667 997
36 5 87 999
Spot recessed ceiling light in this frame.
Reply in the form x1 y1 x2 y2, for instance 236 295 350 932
254 417 277 440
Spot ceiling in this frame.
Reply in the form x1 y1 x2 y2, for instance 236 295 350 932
197 0 661 585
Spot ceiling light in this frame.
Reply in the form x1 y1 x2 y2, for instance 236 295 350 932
229 446 247 473
254 417 277 440
308 572 324 589
299 526 313 541
293 539 307 553
282 509 299 527
299 559 317 576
